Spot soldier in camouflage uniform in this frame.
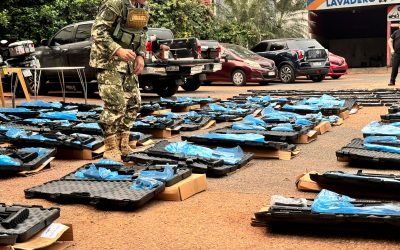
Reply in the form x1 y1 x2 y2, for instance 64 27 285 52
90 0 148 161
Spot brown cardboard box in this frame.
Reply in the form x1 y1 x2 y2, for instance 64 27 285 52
0 223 74 250
157 174 207 201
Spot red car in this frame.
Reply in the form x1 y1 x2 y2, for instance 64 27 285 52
327 52 348 79
205 43 277 86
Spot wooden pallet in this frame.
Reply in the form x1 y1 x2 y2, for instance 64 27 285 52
56 145 105 160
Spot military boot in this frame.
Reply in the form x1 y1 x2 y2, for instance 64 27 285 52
120 131 136 155
103 135 122 162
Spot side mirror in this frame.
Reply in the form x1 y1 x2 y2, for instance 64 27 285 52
40 39 49 46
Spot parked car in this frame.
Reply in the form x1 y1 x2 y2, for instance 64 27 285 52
34 21 221 97
205 43 277 86
327 52 348 79
251 38 330 83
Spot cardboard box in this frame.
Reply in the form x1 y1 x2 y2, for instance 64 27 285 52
295 130 317 144
314 121 332 135
157 174 207 201
1 223 74 250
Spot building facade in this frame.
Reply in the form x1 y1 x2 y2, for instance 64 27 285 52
307 0 400 67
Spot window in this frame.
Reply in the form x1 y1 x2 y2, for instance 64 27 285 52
52 26 73 45
269 42 286 51
75 24 92 42
251 42 268 52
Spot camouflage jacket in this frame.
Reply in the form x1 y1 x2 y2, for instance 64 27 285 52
89 0 147 73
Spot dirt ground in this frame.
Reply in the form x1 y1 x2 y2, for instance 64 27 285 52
1 72 400 249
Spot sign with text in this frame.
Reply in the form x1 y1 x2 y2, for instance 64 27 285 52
307 0 400 11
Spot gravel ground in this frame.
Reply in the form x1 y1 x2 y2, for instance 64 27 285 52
1 72 400 249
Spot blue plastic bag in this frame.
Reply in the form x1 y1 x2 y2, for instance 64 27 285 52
196 132 265 142
0 155 21 166
271 123 294 132
39 112 77 121
19 147 50 158
0 108 32 113
130 177 163 190
295 119 313 126
232 122 266 131
74 164 131 180
362 121 400 136
243 115 267 126
97 158 124 165
282 104 320 111
133 121 150 127
301 95 345 108
5 128 28 138
311 189 400 216
364 136 400 153
19 100 62 109
75 123 101 130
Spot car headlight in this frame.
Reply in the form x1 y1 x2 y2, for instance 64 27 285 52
244 60 262 69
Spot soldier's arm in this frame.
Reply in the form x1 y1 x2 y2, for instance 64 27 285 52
91 4 121 58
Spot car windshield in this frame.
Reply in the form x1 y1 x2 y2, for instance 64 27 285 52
286 39 324 50
224 44 258 58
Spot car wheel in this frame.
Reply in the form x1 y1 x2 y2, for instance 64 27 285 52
181 76 202 92
155 79 179 97
331 75 341 79
231 69 247 86
311 75 325 82
279 64 295 83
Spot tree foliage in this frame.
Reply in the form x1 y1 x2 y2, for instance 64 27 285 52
0 0 308 48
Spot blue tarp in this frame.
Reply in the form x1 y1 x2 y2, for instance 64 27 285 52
300 95 345 108
311 189 400 216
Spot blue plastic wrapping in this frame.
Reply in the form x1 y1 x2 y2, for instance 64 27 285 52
39 112 77 121
19 147 49 158
247 96 271 103
390 122 400 127
300 95 345 108
295 119 313 126
243 115 267 126
364 136 400 153
131 177 163 190
75 123 101 130
133 121 151 127
270 123 294 132
19 101 62 109
208 104 247 113
282 104 320 111
139 165 175 182
165 141 243 165
196 132 265 142
74 164 131 180
5 128 28 138
261 107 300 120
232 122 266 131
0 155 21 166
28 134 57 142
160 96 193 104
0 113 10 122
0 108 32 113
311 189 400 216
97 158 124 165
362 121 400 136
24 118 52 124
77 112 97 117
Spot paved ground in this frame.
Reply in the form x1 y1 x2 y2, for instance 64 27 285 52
1 72 400 249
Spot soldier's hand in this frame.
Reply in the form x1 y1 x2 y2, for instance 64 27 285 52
134 55 145 75
115 48 136 62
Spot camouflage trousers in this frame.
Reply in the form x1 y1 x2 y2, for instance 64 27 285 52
97 69 141 137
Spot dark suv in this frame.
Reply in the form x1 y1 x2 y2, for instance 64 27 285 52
251 39 330 83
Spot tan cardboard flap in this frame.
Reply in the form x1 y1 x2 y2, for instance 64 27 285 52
295 172 321 192
13 223 73 250
157 174 207 201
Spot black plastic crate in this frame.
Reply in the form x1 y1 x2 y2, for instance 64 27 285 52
25 179 165 210
0 204 60 245
213 128 307 142
180 117 213 131
336 138 400 166
181 134 296 151
255 198 400 233
0 109 40 119
0 147 56 172
310 170 400 199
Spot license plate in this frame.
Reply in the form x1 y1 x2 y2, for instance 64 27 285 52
166 66 179 71
311 62 323 67
22 69 32 77
268 71 275 76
